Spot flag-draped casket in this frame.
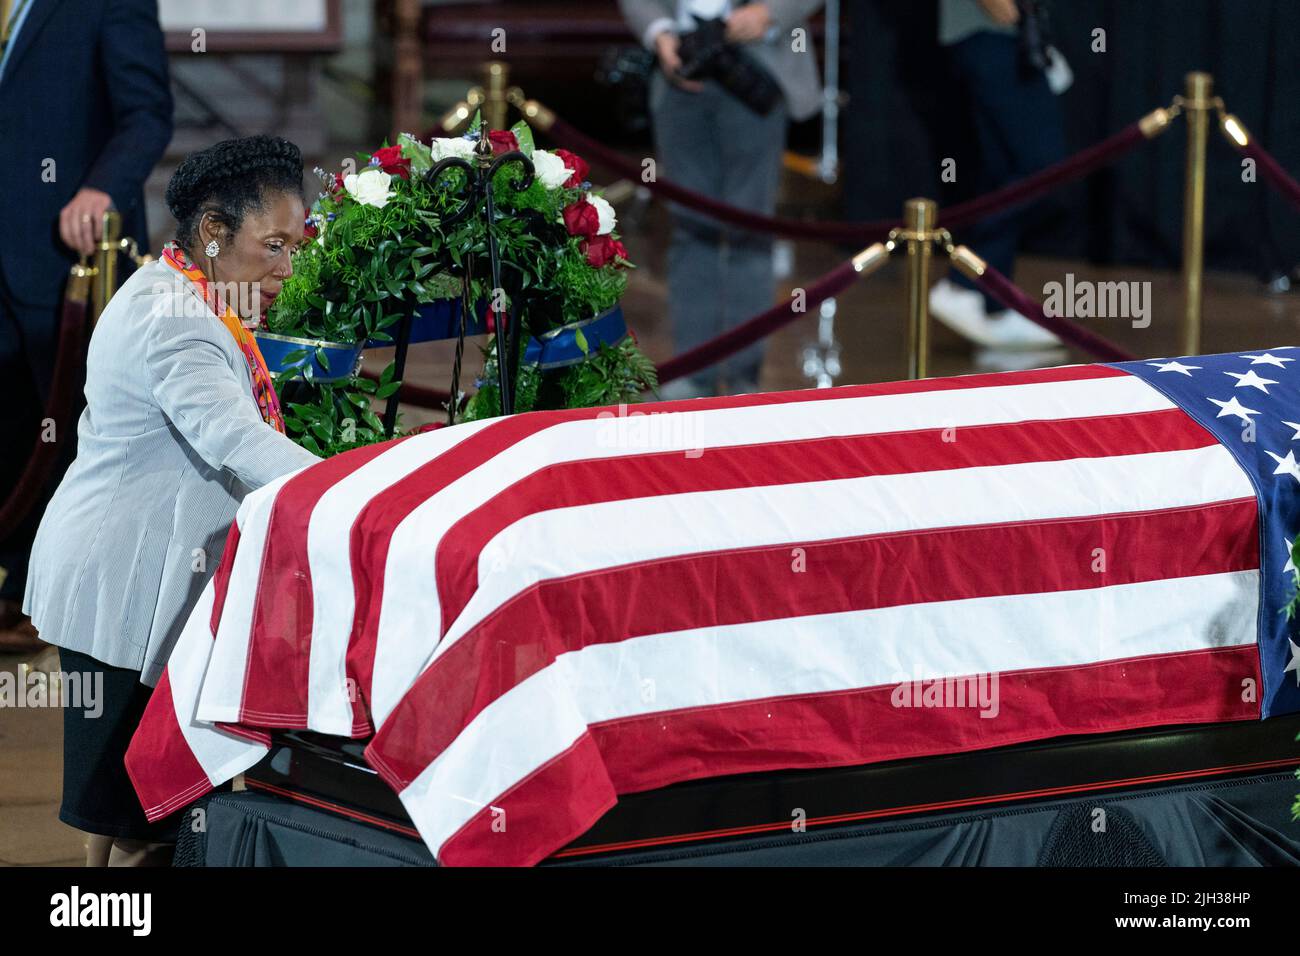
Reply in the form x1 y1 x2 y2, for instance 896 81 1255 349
126 352 1300 865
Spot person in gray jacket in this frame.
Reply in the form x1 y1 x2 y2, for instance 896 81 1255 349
619 0 823 398
23 134 320 866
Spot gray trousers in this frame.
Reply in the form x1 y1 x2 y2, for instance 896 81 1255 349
650 71 787 390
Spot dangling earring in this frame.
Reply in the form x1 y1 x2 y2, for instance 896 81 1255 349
205 239 220 258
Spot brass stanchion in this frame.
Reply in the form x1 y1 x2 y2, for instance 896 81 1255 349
67 257 95 307
482 61 510 132
91 210 122 323
901 198 938 379
516 96 556 133
1179 72 1214 355
437 62 524 134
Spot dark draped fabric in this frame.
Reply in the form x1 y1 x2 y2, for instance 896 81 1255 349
842 0 1300 275
183 772 1300 866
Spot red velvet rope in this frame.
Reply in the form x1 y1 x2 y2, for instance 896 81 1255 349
0 294 89 542
657 258 860 382
542 113 1149 242
960 262 1136 362
1236 139 1300 214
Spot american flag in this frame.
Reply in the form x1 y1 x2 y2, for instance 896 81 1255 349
126 356 1299 865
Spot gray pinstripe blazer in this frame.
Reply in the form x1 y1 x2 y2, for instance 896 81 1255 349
23 257 320 685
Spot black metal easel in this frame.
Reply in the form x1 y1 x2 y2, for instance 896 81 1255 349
380 124 535 436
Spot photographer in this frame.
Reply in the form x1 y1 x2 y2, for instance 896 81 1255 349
620 0 824 398
929 0 1068 352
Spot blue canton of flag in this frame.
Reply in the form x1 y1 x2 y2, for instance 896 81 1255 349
1112 349 1300 718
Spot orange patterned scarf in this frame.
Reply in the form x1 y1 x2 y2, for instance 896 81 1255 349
160 241 286 433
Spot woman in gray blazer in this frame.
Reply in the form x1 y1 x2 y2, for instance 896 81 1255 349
23 135 321 866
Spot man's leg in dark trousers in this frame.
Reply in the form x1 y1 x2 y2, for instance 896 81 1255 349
0 272 76 605
948 31 1066 313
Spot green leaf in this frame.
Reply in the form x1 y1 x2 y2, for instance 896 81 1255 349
573 326 589 355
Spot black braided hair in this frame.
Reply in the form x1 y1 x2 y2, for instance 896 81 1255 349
165 134 304 249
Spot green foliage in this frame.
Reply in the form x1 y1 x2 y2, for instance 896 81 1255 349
268 126 657 452
462 336 656 422
1286 538 1300 620
275 362 398 457
558 338 658 408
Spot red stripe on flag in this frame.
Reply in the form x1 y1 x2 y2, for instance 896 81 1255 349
367 497 1258 790
437 408 1214 632
239 439 403 728
209 521 241 634
429 644 1260 865
124 669 214 823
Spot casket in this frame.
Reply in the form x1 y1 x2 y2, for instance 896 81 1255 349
130 350 1300 866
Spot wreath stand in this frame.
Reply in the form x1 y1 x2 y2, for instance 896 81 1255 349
380 125 535 437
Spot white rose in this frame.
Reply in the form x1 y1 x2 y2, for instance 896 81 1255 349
343 168 394 208
531 149 572 190
588 194 616 235
429 137 477 163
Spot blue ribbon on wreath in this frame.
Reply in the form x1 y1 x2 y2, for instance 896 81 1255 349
523 306 628 369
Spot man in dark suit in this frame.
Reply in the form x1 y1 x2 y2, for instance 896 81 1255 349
0 0 173 649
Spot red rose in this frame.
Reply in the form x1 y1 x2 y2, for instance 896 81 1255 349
371 145 411 179
562 199 600 239
416 421 446 434
553 148 589 188
488 130 519 156
582 234 628 268
332 172 345 194
302 221 318 239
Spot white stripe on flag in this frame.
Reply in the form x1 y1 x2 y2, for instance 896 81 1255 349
168 582 268 786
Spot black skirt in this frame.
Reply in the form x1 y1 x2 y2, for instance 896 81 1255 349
59 647 185 841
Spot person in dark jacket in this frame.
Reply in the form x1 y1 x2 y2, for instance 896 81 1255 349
0 0 173 650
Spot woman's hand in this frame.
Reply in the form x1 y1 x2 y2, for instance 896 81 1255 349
59 188 115 257
726 3 773 43
977 0 1021 26
655 30 704 92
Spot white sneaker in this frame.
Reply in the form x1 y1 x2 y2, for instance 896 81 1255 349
982 309 1063 350
928 279 1062 351
929 278 998 347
